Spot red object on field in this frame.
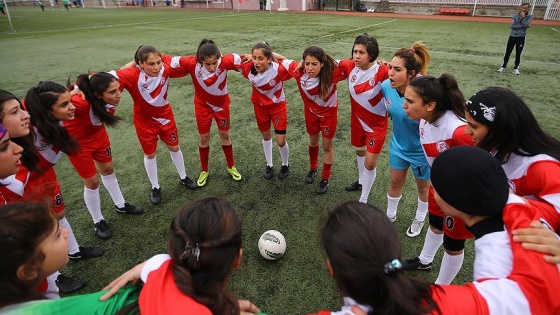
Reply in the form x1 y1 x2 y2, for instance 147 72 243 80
439 8 470 15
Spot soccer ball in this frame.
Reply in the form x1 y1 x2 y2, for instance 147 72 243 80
258 230 286 260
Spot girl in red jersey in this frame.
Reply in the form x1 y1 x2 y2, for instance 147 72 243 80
464 87 560 216
65 72 142 240
278 46 347 194
0 124 23 181
338 34 389 204
100 197 262 315
110 45 198 206
310 152 560 315
236 42 292 180
165 39 243 187
400 74 474 285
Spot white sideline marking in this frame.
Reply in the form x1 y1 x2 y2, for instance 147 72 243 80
552 28 560 34
312 19 398 40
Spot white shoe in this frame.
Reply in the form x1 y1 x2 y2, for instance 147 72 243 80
513 69 520 75
406 219 425 237
497 67 505 73
387 215 396 223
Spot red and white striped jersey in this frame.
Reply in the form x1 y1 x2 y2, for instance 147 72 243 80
33 127 63 171
338 60 389 134
166 54 242 110
237 60 292 107
501 153 560 214
282 59 347 117
63 94 112 145
419 111 474 167
0 167 30 202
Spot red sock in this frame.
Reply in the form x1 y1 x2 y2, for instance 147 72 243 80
321 162 332 181
199 146 209 172
309 145 319 170
222 144 235 168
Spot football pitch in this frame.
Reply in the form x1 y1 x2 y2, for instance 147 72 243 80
1 7 560 314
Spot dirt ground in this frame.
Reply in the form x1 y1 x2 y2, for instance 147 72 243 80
306 10 560 26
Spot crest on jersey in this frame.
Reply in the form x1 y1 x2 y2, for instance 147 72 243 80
269 79 276 87
141 84 149 92
302 79 307 88
351 75 357 83
160 78 166 86
479 103 496 122
508 179 516 193
369 78 375 87
198 70 203 77
420 128 425 138
436 140 448 153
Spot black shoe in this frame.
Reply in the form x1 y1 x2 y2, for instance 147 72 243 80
150 187 161 205
94 219 112 239
264 165 273 180
180 176 198 190
278 165 289 180
115 202 143 215
317 180 329 194
68 246 104 259
305 169 317 184
402 257 432 271
56 274 85 294
345 181 362 191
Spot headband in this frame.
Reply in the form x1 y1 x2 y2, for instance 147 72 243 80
0 124 7 140
466 93 497 125
383 259 402 275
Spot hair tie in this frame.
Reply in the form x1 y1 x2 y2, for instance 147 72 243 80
410 47 415 52
0 123 8 140
179 242 201 261
383 259 402 275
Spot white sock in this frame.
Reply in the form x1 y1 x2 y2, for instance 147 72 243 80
357 155 365 184
59 217 79 255
83 187 104 224
262 139 273 167
415 197 429 222
45 272 61 299
386 194 402 219
144 156 159 189
169 149 187 179
278 142 289 166
101 173 125 208
359 168 376 203
435 251 464 284
418 228 443 265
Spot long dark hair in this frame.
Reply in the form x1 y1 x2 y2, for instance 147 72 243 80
25 81 79 155
320 201 440 315
352 33 380 62
196 38 221 64
134 44 161 64
168 197 242 315
69 72 122 127
0 90 39 172
0 202 55 308
467 87 560 163
303 46 337 99
409 74 465 123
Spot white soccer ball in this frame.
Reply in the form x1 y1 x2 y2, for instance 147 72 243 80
258 230 286 260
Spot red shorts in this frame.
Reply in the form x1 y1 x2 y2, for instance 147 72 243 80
350 117 387 154
304 107 337 139
134 113 179 155
27 168 65 213
253 102 287 133
68 131 112 179
195 103 231 134
428 186 473 240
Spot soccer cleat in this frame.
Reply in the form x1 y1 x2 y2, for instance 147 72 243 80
278 165 289 180
56 274 85 294
264 165 273 180
115 203 143 215
513 68 520 75
305 169 317 184
228 166 242 181
497 66 505 73
93 219 112 239
406 219 425 238
402 257 432 271
197 171 209 187
345 181 362 191
150 187 161 205
317 180 329 195
179 176 198 190
68 246 104 259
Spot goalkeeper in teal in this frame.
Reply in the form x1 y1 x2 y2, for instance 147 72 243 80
0 202 139 314
381 42 431 238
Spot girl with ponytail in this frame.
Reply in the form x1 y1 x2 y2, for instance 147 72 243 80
64 72 143 240
400 74 474 285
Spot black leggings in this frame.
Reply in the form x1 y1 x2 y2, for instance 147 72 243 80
502 36 526 69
